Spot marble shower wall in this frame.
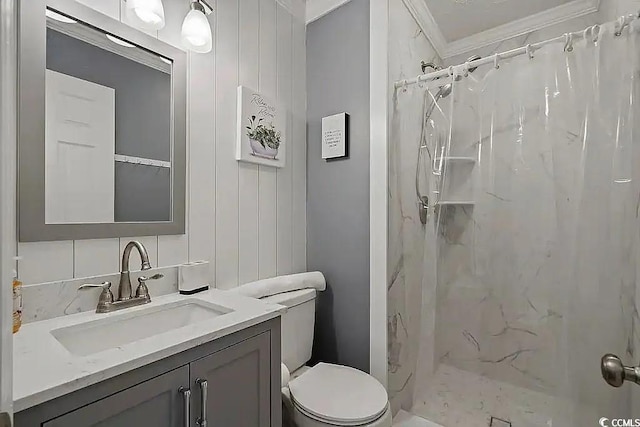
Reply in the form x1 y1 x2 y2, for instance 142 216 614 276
387 0 441 414
433 29 640 419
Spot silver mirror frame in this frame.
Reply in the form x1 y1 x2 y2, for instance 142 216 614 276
18 0 187 242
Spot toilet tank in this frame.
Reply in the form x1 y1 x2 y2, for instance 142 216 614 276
261 289 317 372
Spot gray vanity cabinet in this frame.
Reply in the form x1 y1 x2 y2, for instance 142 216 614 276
15 318 281 427
190 332 271 427
43 366 188 427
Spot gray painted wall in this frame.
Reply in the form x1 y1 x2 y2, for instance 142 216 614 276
46 28 171 221
306 0 370 373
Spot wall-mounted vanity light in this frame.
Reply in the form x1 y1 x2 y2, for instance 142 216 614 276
181 0 213 53
125 0 166 31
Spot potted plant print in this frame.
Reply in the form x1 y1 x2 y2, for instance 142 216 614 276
246 115 281 159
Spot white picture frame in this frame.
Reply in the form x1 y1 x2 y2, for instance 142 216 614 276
236 86 286 168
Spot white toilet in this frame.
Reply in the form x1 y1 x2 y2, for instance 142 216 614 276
261 288 393 427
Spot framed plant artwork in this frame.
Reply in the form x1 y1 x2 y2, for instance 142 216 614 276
236 86 286 168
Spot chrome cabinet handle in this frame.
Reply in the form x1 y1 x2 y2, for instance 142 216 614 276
179 387 191 427
601 353 640 387
196 378 208 427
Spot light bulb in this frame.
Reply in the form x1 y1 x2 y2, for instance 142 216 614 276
125 0 166 30
181 4 212 53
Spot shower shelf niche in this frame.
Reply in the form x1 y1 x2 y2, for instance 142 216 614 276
436 200 475 206
435 156 476 164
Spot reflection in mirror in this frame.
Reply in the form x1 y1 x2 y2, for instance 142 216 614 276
45 9 173 224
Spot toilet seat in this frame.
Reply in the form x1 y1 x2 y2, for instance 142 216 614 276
288 363 389 426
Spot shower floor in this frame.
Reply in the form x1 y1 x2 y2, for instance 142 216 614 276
410 365 592 427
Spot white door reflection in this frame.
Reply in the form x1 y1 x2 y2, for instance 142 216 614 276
45 70 115 224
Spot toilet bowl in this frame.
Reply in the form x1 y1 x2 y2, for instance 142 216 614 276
287 363 392 427
257 284 392 427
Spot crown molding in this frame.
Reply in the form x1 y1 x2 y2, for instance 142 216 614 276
404 0 600 59
277 0 306 21
306 0 351 23
401 0 447 54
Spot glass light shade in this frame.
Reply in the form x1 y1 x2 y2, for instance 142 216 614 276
126 0 166 31
181 8 212 53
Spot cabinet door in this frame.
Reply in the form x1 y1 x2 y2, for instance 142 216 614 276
190 332 271 427
44 366 189 427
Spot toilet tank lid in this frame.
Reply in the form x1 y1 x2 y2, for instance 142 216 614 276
261 288 316 308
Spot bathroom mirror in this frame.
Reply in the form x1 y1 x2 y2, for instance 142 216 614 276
18 0 186 242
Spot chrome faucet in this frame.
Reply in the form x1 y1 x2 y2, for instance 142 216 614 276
79 241 163 313
119 240 152 300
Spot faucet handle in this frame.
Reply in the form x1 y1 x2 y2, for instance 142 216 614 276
135 274 164 300
139 273 164 282
79 282 114 311
79 281 112 292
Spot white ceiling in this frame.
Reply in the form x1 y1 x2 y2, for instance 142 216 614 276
405 0 600 58
427 0 577 41
305 0 601 58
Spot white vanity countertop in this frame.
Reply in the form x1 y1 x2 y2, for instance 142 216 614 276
13 289 285 412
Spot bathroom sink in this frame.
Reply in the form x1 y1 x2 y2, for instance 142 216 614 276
51 299 233 356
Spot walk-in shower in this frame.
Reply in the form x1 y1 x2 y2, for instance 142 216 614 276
389 12 640 427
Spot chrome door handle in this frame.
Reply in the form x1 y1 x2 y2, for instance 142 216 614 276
179 387 191 427
601 354 640 387
196 378 208 427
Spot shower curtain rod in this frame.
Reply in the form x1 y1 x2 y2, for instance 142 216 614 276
394 10 640 89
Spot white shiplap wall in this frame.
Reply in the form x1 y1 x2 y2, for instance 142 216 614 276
18 0 307 289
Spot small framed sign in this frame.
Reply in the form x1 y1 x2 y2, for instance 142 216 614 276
322 113 349 160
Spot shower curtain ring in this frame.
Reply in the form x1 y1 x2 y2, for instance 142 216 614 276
463 62 470 77
526 44 535 59
448 66 455 77
615 16 625 36
591 24 601 43
564 33 574 52
493 54 500 69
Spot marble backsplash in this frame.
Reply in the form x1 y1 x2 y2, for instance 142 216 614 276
21 265 181 323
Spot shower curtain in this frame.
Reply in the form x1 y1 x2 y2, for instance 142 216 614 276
389 18 640 425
